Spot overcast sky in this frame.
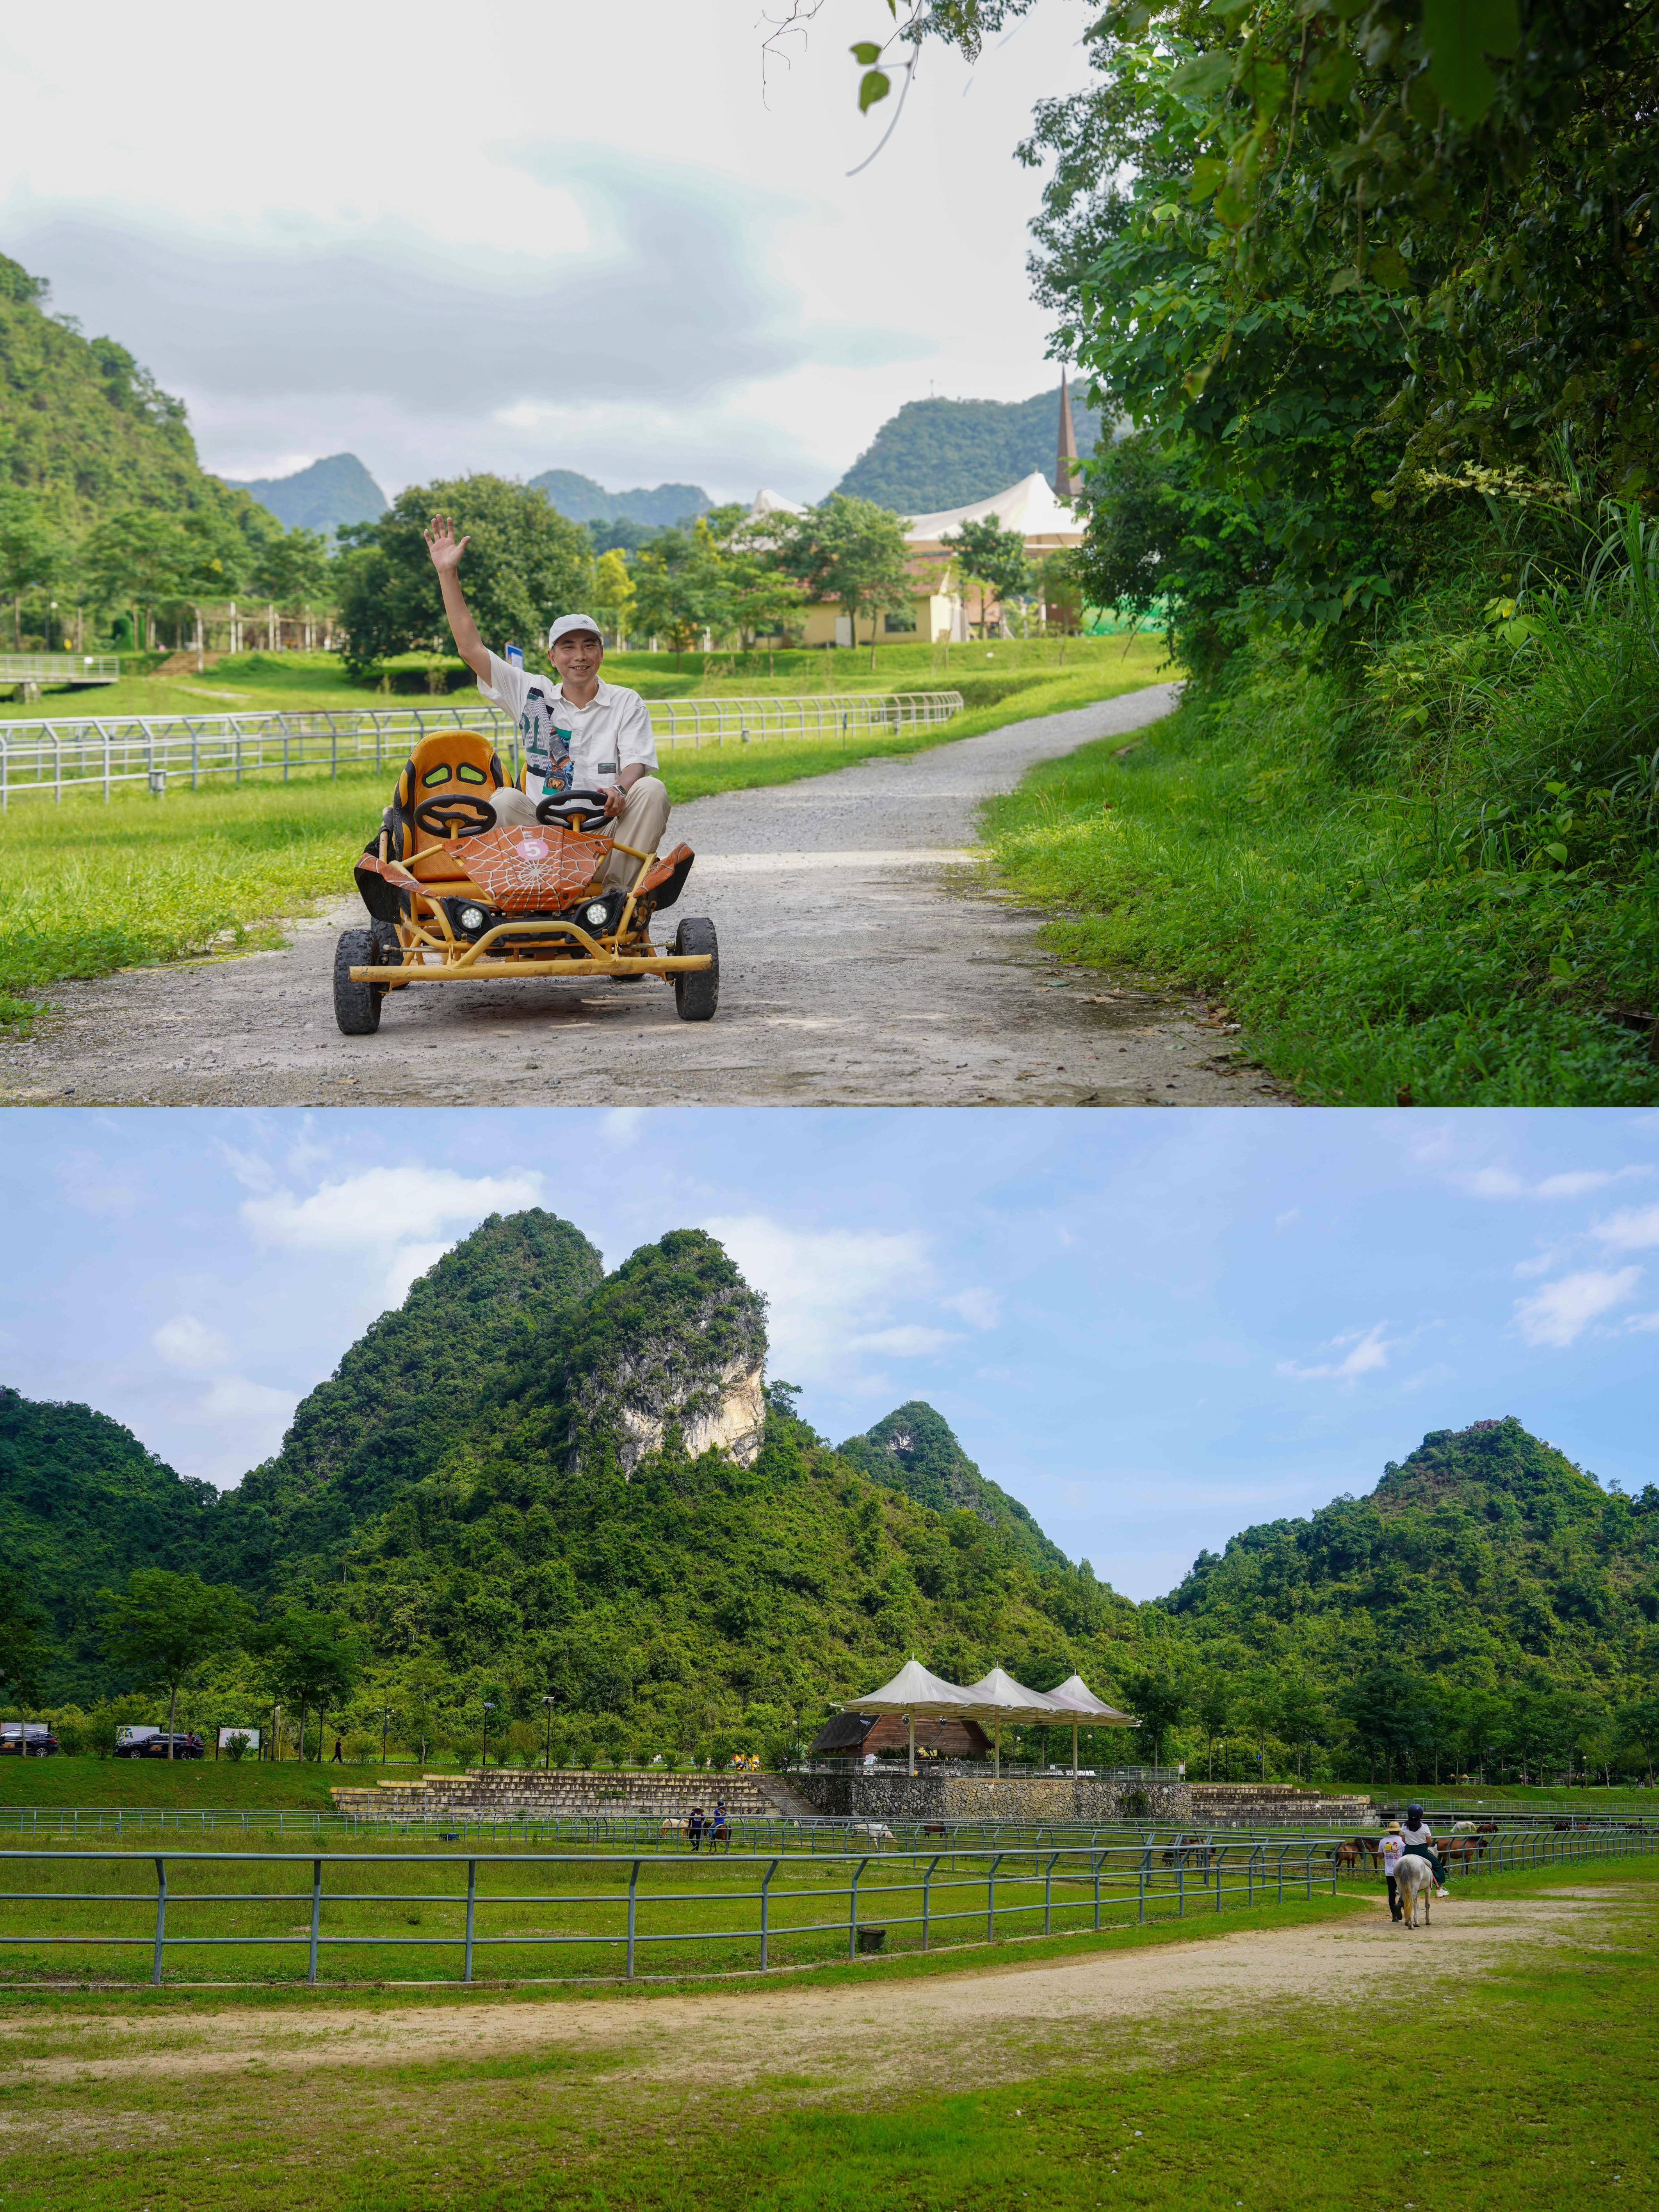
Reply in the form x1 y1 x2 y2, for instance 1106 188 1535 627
0 1 1091 502
5 1107 1655 1602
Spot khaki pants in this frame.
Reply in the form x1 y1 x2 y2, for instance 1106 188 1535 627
492 778 671 889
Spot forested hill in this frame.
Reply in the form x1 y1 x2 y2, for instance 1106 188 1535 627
834 387 1104 511
0 1387 218 1701
1166 1418 1659 1690
0 253 261 537
224 452 386 535
837 1401 1068 1572
215 1210 606 1583
529 469 712 528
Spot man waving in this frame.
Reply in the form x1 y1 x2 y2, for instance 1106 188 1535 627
424 513 670 890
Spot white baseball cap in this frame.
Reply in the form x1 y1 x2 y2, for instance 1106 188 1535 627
547 612 603 648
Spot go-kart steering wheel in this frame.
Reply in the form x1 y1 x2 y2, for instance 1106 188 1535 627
536 788 612 833
413 792 498 838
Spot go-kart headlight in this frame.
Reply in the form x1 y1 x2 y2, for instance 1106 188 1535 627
582 900 611 929
458 905 487 933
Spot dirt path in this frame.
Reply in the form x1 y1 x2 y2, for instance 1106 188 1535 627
0 1892 1603 2093
0 684 1287 1109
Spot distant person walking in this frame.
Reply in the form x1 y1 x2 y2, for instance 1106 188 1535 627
687 1806 705 1853
1380 1821 1407 1922
331 1736 344 1764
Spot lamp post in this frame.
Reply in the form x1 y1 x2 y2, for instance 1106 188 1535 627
381 1707 391 1767
481 1701 495 1772
542 1695 555 1771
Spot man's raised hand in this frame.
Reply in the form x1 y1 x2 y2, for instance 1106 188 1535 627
425 513 470 573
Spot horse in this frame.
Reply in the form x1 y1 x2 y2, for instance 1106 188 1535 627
1394 1853 1436 1929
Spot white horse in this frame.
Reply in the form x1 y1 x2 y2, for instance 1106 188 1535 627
1396 1852 1435 1929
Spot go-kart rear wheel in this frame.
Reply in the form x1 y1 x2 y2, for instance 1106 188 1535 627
334 928 384 1036
673 916 719 1021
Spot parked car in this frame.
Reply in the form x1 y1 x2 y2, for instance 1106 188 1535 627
115 1730 205 1760
0 1723 59 1757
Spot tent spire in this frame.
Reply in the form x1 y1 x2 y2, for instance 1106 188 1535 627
1054 370 1081 500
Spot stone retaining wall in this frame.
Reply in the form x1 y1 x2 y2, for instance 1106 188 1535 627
1189 1784 1375 1826
329 1769 815 1822
785 1771 1192 1823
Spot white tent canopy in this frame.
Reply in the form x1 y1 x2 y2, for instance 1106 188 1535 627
839 1662 1137 1780
903 471 1085 550
839 1659 979 1774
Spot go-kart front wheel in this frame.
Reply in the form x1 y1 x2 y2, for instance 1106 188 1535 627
334 927 385 1035
673 916 719 1021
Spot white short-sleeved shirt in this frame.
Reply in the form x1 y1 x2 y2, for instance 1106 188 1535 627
477 652 658 797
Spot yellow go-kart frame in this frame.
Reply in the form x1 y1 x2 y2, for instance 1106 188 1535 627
334 728 717 1035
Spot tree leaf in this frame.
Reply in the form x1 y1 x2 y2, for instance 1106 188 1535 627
1169 52 1235 102
1367 245 1411 292
1423 0 1520 125
858 68 892 114
850 41 883 64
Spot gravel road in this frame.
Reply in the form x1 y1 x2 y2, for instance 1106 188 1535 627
0 682 1286 1109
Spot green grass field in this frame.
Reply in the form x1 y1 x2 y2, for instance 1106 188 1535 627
982 690 1659 1108
0 1853 1649 2210
0 638 1168 1024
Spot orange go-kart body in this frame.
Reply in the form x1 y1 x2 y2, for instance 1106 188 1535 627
334 729 716 1034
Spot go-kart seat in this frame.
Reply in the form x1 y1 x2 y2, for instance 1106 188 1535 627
388 730 509 889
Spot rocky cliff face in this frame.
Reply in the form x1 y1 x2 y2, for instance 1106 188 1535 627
561 1228 769 1477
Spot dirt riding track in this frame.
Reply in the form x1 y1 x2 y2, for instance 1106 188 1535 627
0 1891 1611 2102
0 684 1286 1109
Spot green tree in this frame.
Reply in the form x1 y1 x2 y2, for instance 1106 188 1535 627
1193 1672 1231 1782
79 508 192 650
591 547 636 643
335 475 593 673
99 1570 252 1758
630 520 732 664
0 488 64 650
0 1578 52 1708
773 494 915 669
1118 1664 1186 1768
248 1611 364 1763
942 514 1030 638
249 525 333 611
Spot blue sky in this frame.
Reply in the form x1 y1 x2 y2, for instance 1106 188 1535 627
4 1107 1655 1601
0 1 1089 498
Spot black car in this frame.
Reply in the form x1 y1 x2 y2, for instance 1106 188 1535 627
116 1732 206 1760
0 1723 59 1757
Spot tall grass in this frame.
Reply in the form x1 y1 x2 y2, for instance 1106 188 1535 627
983 521 1659 1105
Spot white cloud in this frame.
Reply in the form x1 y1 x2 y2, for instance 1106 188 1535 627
1593 1203 1659 1252
853 1325 961 1358
382 1242 454 1305
183 1375 297 1425
1624 1311 1659 1335
241 1165 543 1253
1277 1322 1396 1385
151 1315 229 1373
1457 1166 1645 1201
1274 1208 1302 1231
941 1287 1000 1330
705 1214 936 1383
602 1108 645 1145
1513 1267 1642 1349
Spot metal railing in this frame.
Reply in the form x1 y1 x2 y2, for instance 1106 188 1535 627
0 653 119 687
0 1817 1648 1989
0 692 964 809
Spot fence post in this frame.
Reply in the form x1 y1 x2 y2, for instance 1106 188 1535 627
759 1857 780 1969
1044 1850 1059 1935
1093 1851 1104 1931
151 1857 167 1986
308 1860 322 1984
987 1851 1004 1942
849 1857 870 1959
627 1858 641 1978
465 1859 477 1983
922 1854 940 1950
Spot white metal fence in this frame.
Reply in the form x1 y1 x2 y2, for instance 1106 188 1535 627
0 652 120 689
0 691 965 810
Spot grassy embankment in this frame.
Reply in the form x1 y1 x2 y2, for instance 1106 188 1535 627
983 605 1659 1106
0 637 1168 1023
0 1853 1650 2208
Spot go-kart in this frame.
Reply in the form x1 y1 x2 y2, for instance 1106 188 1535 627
335 729 717 1035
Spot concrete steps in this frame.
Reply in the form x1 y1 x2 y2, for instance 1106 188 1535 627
331 1768 790 1823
